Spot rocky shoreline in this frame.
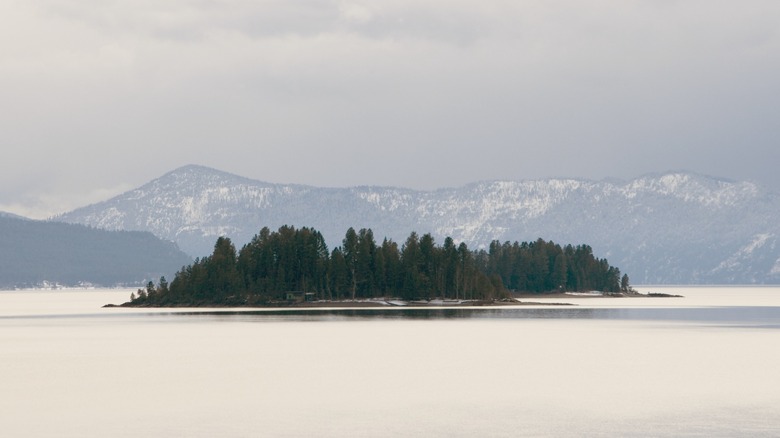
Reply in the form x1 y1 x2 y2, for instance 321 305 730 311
105 290 682 308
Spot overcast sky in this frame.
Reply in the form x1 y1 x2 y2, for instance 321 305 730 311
2 1 779 218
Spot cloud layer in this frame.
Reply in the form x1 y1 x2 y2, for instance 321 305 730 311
2 1 779 217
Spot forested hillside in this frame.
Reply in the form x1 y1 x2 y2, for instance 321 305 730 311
130 225 627 306
0 216 192 288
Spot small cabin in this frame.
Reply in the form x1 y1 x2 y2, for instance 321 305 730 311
285 292 316 303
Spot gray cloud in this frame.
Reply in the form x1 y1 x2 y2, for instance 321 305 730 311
1 1 779 218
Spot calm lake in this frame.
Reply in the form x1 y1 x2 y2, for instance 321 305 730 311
2 287 779 437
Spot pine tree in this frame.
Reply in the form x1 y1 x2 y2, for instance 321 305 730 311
442 237 458 299
128 224 629 306
329 247 349 299
419 233 436 299
401 232 421 300
356 228 377 298
342 228 359 300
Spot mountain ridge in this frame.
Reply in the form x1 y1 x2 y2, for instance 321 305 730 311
55 165 780 284
0 211 29 220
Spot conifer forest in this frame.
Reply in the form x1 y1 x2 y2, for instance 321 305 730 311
131 225 628 306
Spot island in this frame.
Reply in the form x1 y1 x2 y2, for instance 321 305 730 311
108 225 642 308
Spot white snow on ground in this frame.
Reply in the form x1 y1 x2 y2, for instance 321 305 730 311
428 299 465 305
771 258 780 276
712 233 773 272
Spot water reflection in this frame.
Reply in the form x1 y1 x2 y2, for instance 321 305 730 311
162 305 780 328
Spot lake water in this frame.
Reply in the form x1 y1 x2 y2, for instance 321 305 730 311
1 286 779 437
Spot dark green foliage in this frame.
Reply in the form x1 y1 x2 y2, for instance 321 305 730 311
482 239 622 294
342 227 358 300
136 238 244 306
130 225 626 306
621 274 631 292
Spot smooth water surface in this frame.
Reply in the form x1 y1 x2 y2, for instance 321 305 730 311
1 287 779 437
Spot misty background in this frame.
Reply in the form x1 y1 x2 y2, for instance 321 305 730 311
1 1 778 218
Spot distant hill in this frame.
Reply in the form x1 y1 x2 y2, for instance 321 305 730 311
0 211 28 220
56 165 780 284
0 215 192 288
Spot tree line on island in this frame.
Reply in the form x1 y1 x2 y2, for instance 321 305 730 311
130 225 630 306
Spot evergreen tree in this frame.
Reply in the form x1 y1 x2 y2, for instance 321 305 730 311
329 247 349 299
456 242 472 300
380 238 401 296
206 236 242 303
401 232 421 300
356 228 377 297
418 233 436 299
551 253 567 292
342 228 359 300
128 224 629 306
442 237 458 299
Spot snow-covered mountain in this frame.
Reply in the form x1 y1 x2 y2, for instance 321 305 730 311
56 165 780 284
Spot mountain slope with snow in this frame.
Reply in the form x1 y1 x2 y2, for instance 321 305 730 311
56 165 780 284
